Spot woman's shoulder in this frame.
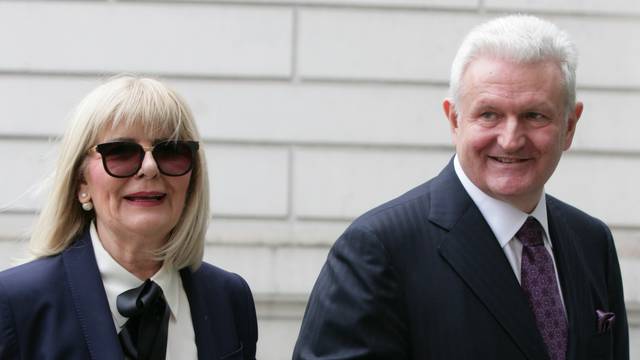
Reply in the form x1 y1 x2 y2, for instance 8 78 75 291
184 261 251 297
188 261 251 292
0 254 65 300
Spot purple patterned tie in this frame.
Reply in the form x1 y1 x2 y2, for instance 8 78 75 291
518 217 567 360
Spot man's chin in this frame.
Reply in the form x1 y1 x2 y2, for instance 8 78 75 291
487 184 542 210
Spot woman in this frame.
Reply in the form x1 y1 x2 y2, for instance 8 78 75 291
0 75 257 359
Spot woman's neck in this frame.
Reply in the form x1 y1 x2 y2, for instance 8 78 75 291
94 221 166 280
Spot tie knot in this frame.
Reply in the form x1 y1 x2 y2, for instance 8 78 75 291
117 279 165 318
117 279 170 360
517 217 544 247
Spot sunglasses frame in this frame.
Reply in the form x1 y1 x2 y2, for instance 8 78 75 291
88 140 199 178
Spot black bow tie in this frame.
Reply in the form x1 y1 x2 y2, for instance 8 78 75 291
117 279 170 360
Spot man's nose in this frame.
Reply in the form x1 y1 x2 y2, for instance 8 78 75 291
497 117 525 151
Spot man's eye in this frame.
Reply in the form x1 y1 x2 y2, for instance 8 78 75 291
480 112 498 120
525 112 546 120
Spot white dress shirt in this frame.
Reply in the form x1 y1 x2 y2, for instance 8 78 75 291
90 222 198 359
453 156 566 311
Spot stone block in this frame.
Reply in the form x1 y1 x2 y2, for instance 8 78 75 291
547 153 640 226
0 239 29 271
0 2 292 77
294 147 452 219
0 75 97 136
200 0 477 7
273 246 330 293
203 244 275 294
573 89 640 152
206 144 289 218
298 9 482 82
555 17 640 88
0 139 57 211
485 0 640 16
206 217 349 246
172 80 451 145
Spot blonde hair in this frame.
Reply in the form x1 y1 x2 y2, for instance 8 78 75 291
30 75 209 270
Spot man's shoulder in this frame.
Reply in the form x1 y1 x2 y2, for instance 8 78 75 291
349 178 435 233
547 194 608 229
546 194 612 245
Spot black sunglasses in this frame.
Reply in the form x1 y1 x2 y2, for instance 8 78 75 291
89 140 199 178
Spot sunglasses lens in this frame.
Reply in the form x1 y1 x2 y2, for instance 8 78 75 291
153 141 195 176
97 142 142 177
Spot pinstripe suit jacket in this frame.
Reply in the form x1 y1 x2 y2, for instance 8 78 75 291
294 160 628 360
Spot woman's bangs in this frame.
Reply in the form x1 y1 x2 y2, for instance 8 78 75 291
107 86 188 141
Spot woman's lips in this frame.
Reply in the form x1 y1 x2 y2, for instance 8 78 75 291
124 192 166 204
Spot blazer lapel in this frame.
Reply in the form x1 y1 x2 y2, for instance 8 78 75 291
180 268 216 360
431 160 549 360
62 231 123 360
546 198 593 360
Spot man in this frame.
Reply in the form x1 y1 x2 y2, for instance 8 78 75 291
293 15 628 360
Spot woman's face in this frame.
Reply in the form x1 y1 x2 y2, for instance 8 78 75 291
78 123 192 246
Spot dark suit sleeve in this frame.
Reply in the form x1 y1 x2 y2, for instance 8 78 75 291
293 225 408 360
604 226 629 360
231 273 258 360
0 279 20 358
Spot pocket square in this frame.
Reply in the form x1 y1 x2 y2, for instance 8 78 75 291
596 309 615 333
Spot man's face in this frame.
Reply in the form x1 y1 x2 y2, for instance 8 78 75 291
443 56 582 212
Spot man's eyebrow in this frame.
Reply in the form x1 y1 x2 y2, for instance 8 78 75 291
522 102 557 112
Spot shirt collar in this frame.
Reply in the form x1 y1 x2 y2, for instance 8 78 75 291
90 222 181 329
453 155 551 248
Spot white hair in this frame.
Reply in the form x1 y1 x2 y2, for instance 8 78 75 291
449 14 578 114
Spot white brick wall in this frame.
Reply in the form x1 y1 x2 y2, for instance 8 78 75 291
298 10 480 81
174 81 452 146
0 2 293 77
207 144 290 217
0 140 57 211
548 154 640 226
554 17 640 88
575 90 640 152
486 0 640 15
1 1 639 358
294 148 451 219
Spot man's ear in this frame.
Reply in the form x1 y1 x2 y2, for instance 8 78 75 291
563 101 583 151
443 98 459 145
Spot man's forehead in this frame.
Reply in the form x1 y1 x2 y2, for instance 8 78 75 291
459 57 565 101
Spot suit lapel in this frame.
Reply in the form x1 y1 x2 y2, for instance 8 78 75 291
431 161 549 360
546 198 593 360
180 268 216 359
62 231 123 360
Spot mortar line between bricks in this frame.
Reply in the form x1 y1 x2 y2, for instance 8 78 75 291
2 72 640 93
107 0 640 20
287 145 295 222
0 70 291 83
4 136 640 158
291 6 300 83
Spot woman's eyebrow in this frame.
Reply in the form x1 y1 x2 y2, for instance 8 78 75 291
153 137 170 145
103 137 136 142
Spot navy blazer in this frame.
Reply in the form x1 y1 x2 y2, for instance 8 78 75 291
0 231 258 360
294 160 628 360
